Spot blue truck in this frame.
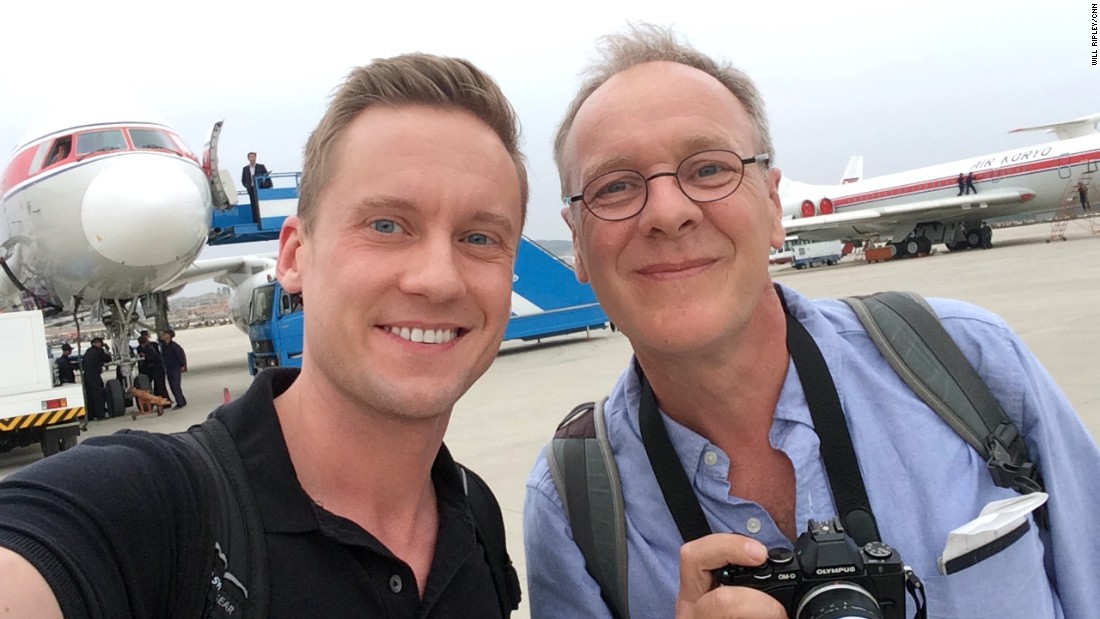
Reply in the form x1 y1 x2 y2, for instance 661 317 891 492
208 171 610 375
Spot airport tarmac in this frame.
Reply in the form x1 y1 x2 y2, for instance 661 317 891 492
1 220 1097 618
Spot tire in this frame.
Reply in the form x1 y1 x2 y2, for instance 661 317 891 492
966 231 981 248
41 429 78 457
41 436 60 457
904 240 920 256
135 374 152 393
105 379 126 418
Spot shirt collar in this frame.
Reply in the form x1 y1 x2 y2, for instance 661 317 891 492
210 368 470 534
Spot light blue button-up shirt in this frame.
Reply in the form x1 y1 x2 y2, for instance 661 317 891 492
524 284 1100 618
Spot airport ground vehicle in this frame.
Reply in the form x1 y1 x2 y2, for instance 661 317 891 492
0 311 85 456
792 240 844 269
212 176 610 375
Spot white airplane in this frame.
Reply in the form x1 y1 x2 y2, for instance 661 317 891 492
779 113 1100 256
0 113 259 370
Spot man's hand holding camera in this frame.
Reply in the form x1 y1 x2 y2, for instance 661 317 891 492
676 534 786 619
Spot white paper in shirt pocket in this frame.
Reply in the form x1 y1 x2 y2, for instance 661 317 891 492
937 492 1048 575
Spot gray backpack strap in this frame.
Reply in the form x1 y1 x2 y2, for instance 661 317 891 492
842 291 1043 496
545 398 629 619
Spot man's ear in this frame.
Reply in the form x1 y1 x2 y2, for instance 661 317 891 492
561 206 589 284
766 167 786 250
277 216 306 293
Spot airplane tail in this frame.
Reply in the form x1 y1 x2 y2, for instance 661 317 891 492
1009 112 1100 140
840 155 864 184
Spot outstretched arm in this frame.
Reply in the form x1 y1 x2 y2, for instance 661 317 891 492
0 547 64 619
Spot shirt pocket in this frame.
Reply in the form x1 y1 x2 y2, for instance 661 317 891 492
918 518 1056 619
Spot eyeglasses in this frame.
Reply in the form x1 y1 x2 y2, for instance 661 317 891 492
564 149 770 221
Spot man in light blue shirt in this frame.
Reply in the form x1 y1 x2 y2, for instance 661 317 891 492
524 24 1100 619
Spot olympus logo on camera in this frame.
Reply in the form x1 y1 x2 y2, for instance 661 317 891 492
814 566 858 576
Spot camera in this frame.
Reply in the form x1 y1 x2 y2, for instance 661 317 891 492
713 518 910 619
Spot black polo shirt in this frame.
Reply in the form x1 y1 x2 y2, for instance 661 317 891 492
0 368 503 618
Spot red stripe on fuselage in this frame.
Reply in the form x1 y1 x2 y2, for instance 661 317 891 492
832 149 1100 209
2 123 197 196
1 151 202 203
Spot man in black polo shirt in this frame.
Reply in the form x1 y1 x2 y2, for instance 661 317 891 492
0 52 528 618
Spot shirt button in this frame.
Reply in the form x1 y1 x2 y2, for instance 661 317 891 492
703 451 718 466
746 517 762 534
388 574 403 594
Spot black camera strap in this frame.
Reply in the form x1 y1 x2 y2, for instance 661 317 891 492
781 300 882 547
638 371 713 543
639 291 882 546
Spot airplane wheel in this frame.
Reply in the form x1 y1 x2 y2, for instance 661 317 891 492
105 379 125 418
966 231 982 248
904 240 920 256
135 374 152 393
917 237 933 255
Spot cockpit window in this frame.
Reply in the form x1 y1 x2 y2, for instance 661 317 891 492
129 128 178 153
75 129 127 157
42 136 73 168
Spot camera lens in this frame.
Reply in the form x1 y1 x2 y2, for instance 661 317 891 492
795 582 883 619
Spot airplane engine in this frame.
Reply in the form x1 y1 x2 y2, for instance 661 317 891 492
226 268 276 334
819 197 835 215
800 200 815 218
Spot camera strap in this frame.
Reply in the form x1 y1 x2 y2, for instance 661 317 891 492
781 298 883 547
638 291 882 546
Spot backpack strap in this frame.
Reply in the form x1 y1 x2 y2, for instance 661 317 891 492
842 291 1043 496
545 398 630 619
179 417 270 619
457 464 523 617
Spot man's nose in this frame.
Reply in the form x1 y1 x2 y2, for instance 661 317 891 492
636 174 702 237
398 238 468 303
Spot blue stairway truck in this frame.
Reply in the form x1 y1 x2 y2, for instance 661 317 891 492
208 172 610 374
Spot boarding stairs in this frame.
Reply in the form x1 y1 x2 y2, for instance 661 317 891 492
1047 172 1099 242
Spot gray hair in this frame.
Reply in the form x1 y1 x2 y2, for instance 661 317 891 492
554 23 773 196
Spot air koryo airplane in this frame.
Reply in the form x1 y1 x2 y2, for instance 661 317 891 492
0 113 266 360
779 113 1100 256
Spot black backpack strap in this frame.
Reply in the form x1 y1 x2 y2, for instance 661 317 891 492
179 417 270 619
842 292 1043 496
545 399 630 619
457 464 522 617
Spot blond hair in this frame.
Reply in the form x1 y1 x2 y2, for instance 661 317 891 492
299 53 528 231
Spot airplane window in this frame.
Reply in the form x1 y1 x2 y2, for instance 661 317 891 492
75 129 127 157
129 128 178 153
42 137 73 168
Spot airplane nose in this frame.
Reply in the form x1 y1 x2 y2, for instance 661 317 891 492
82 155 210 267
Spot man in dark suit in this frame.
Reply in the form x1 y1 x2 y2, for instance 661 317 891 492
55 344 77 385
241 152 271 225
160 329 188 409
80 337 111 420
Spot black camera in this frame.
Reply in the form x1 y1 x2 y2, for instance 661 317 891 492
713 518 910 619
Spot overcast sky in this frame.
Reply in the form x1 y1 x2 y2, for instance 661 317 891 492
3 0 1096 295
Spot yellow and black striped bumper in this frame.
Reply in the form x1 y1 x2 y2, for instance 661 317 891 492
0 407 86 432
